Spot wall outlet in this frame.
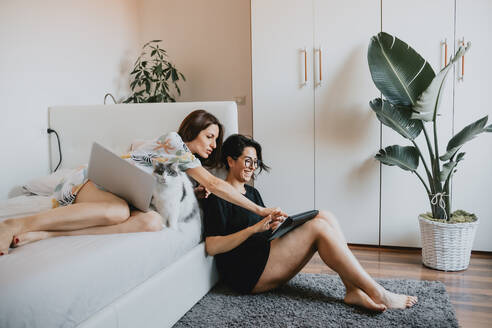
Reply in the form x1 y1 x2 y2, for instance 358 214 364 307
233 96 246 106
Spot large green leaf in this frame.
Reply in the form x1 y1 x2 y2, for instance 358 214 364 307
375 145 419 171
440 152 465 182
368 32 435 107
440 116 489 161
370 98 423 140
412 43 471 121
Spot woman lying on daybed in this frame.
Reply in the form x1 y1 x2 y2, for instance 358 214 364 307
0 110 280 255
203 134 418 312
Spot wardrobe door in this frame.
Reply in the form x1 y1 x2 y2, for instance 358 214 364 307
454 0 492 251
380 0 455 247
314 0 381 244
251 0 315 213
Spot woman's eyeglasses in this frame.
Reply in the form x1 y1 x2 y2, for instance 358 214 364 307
244 156 260 170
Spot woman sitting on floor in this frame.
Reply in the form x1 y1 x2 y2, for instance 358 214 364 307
203 134 418 312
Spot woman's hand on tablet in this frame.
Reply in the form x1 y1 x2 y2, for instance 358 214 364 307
259 207 287 218
251 210 285 233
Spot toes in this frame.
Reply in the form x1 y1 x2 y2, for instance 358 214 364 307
12 234 29 247
406 296 418 307
0 249 8 256
377 303 387 312
10 236 20 248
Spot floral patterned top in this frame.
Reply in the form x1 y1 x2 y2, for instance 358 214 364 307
123 132 201 172
52 132 200 207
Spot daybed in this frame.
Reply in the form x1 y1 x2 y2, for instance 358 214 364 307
0 101 239 328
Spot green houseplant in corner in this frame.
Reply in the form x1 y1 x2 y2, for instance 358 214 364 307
367 32 492 271
124 40 186 103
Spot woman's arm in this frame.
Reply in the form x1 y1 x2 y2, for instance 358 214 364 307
205 213 283 256
205 226 256 256
187 166 282 217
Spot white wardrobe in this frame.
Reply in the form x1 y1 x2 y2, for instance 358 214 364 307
252 0 381 245
452 0 492 252
252 0 492 251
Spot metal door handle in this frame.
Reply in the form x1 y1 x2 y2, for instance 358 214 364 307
440 39 448 67
458 38 465 82
302 48 307 85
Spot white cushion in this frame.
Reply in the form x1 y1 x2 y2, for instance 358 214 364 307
22 168 75 196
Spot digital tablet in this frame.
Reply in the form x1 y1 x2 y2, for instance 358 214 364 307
268 210 319 240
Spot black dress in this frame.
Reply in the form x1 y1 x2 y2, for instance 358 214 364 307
202 184 271 294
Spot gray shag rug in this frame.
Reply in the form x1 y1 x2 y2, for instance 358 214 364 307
175 273 458 328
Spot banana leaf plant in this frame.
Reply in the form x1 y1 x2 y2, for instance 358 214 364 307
367 32 491 221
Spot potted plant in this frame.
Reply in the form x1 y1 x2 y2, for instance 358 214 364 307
367 32 491 271
123 40 186 103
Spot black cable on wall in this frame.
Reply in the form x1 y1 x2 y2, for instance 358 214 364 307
47 128 62 172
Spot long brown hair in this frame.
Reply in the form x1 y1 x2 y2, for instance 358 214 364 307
178 109 224 168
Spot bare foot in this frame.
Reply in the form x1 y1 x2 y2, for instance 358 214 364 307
376 289 418 309
344 288 387 312
12 231 52 247
0 220 21 255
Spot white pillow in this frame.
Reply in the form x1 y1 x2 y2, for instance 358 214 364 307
0 195 53 220
22 169 75 196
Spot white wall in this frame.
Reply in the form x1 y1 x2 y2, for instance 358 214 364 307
0 0 253 200
137 0 252 135
0 0 140 200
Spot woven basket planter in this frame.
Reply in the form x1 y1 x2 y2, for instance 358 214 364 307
418 215 479 271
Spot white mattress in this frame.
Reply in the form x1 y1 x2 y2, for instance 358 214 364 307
0 196 202 328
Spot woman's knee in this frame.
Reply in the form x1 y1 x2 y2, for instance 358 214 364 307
317 210 339 228
136 211 163 232
104 202 130 225
308 215 331 230
307 215 338 241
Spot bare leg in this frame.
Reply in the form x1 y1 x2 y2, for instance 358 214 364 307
316 212 417 309
0 181 129 254
14 210 163 246
314 212 360 292
252 211 349 290
252 213 417 310
252 216 385 311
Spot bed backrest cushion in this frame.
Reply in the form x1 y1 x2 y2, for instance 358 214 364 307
48 101 238 171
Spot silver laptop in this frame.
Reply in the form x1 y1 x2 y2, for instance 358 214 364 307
88 142 155 212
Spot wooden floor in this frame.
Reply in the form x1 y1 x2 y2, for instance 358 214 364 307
301 245 492 328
